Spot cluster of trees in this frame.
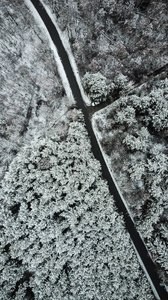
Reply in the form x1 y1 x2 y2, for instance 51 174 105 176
82 72 112 105
0 119 154 299
82 72 128 105
128 79 168 132
93 78 168 291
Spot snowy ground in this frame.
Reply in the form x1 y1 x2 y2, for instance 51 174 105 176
0 0 75 181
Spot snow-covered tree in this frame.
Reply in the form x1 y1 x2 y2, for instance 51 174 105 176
147 84 168 132
130 79 168 132
129 161 146 181
0 120 153 299
116 105 136 127
82 72 113 105
114 73 128 90
123 126 150 152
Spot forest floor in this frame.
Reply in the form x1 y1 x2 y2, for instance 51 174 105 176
0 0 76 182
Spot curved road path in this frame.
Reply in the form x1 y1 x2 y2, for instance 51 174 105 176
29 1 168 299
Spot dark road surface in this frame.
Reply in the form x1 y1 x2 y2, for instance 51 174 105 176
29 1 168 299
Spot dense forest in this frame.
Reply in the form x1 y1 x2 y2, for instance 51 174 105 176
0 0 167 299
0 116 154 299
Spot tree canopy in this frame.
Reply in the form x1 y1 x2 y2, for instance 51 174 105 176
0 119 153 299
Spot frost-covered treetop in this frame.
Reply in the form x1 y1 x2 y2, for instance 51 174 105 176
130 78 168 132
0 120 153 299
82 72 112 105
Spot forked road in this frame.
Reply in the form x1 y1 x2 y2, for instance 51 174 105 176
29 1 168 299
